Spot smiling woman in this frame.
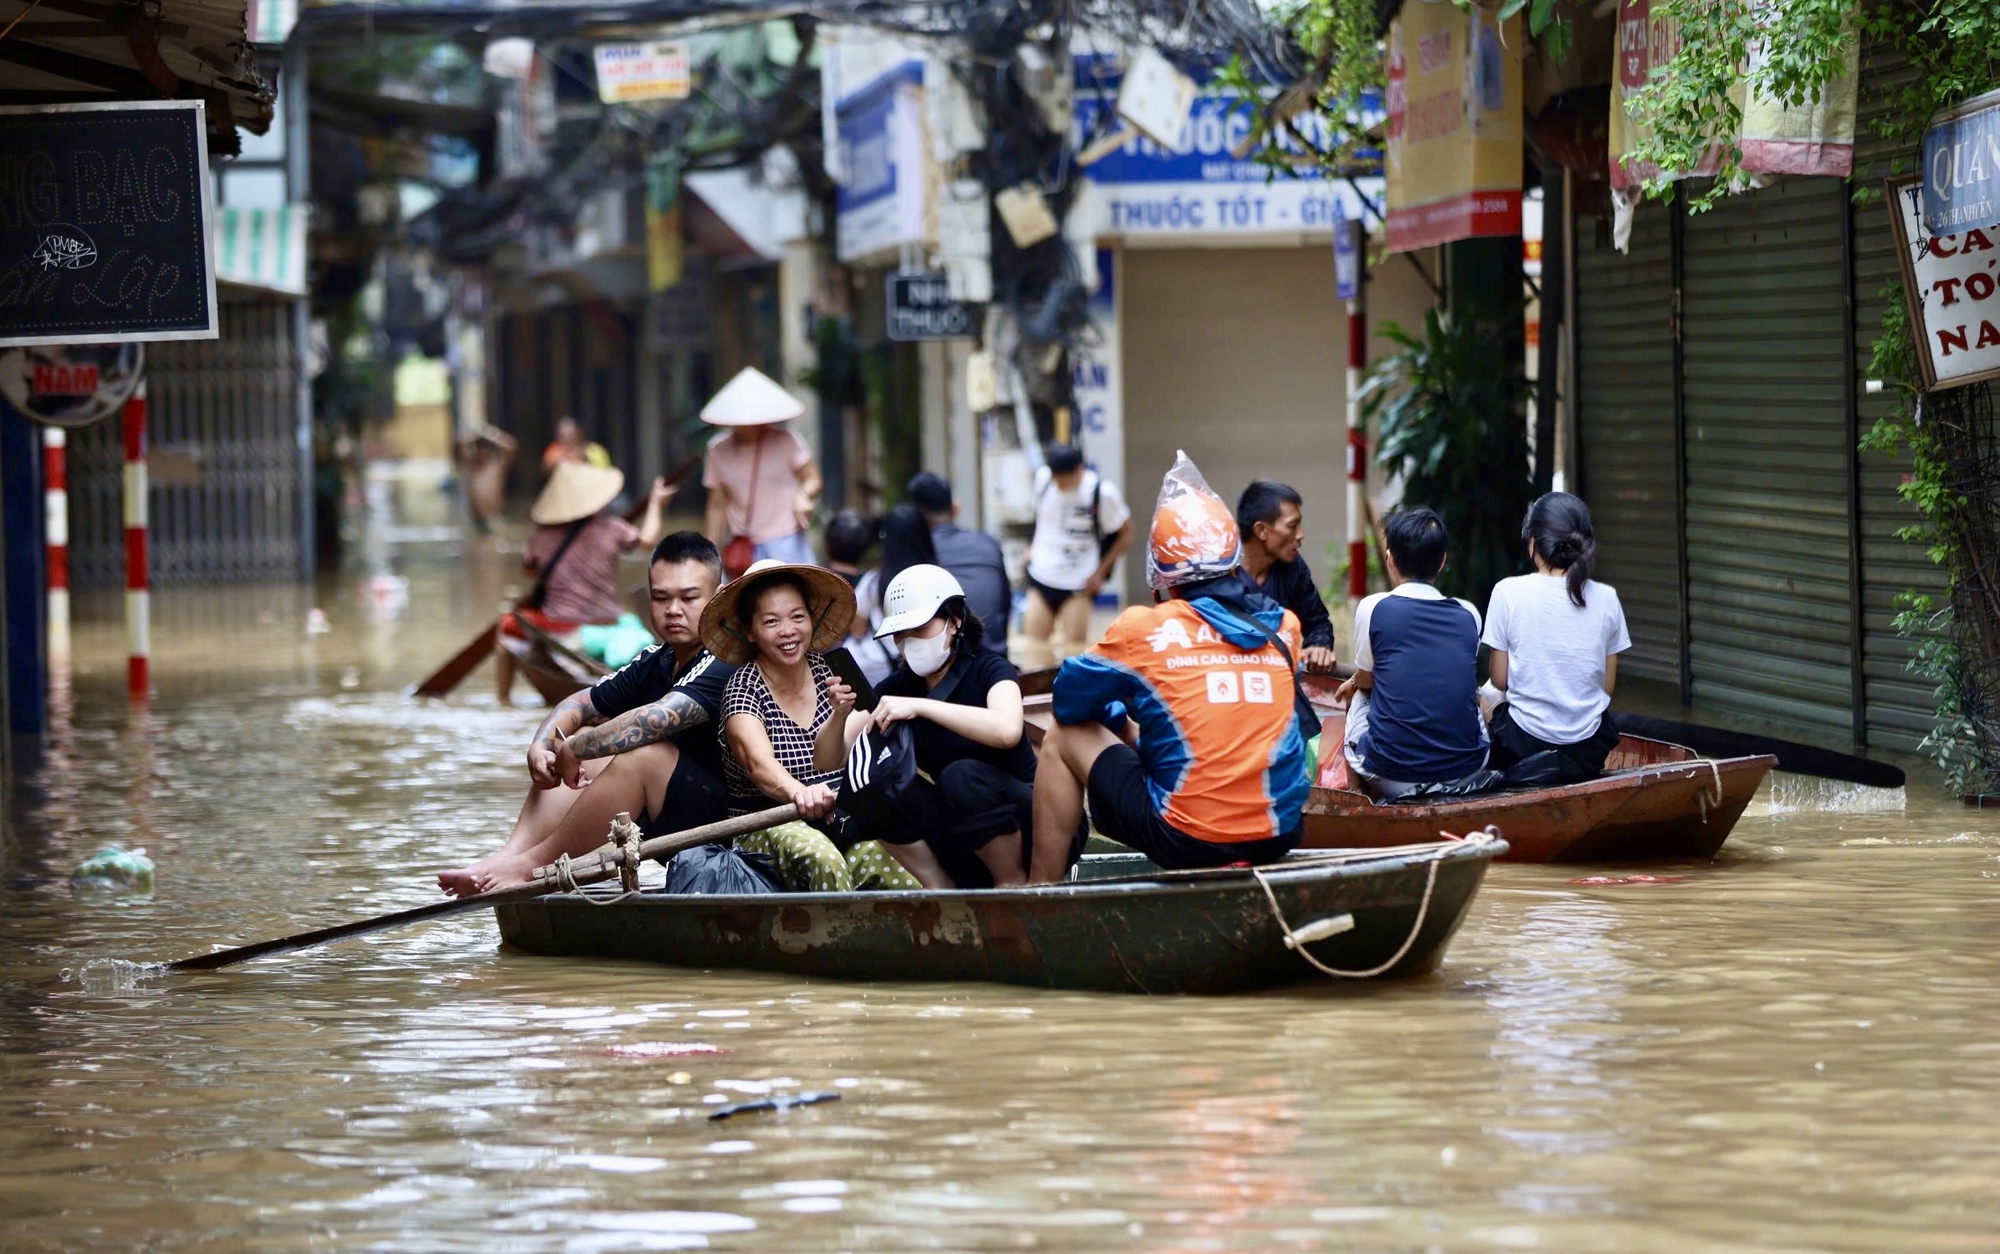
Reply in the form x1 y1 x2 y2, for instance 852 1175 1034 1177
700 562 920 893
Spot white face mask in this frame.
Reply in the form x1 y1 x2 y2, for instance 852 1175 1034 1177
902 628 953 677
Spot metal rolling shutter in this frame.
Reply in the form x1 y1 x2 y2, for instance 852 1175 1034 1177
1680 177 1855 739
1852 44 1950 752
1574 205 1682 683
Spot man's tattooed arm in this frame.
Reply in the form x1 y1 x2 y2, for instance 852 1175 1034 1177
532 691 600 752
563 690 711 760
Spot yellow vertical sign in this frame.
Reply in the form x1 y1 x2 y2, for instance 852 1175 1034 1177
1384 1 1523 252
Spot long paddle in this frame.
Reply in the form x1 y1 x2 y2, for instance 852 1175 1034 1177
411 454 705 700
167 805 797 972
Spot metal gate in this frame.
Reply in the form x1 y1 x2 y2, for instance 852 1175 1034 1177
1574 203 1683 685
1679 177 1856 740
1852 44 1950 752
68 295 304 587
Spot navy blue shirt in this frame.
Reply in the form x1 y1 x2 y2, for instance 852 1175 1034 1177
931 523 1012 658
1351 584 1485 782
587 646 736 780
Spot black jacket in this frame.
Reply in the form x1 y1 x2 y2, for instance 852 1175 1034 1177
1254 557 1336 652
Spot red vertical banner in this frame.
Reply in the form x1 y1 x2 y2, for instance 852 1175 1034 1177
44 427 69 658
124 385 149 702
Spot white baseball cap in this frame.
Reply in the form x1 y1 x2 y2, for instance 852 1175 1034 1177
874 564 966 638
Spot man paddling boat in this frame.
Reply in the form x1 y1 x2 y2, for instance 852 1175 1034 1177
439 532 736 896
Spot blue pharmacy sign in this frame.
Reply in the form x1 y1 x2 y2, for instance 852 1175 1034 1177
1073 56 1384 240
835 61 925 262
1922 87 2000 237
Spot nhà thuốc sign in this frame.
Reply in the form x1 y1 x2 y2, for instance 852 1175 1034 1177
0 100 218 346
1922 87 2000 238
1888 174 2000 392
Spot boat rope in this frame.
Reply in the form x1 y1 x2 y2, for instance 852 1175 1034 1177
1254 828 1493 980
1693 758 1723 823
548 853 639 906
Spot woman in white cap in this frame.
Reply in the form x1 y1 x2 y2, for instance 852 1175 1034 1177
699 560 918 892
498 460 674 704
700 367 824 578
834 564 1056 889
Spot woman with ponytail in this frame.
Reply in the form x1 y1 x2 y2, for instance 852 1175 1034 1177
1480 492 1632 782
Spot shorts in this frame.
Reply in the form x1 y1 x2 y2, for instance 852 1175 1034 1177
501 606 585 639
754 531 815 566
1026 573 1087 614
860 759 1082 888
1086 744 1299 870
1487 703 1621 776
638 755 729 850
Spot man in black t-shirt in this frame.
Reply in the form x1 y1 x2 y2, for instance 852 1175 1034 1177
438 532 737 896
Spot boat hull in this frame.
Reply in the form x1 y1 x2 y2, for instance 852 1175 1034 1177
1302 748 1774 862
494 842 1503 994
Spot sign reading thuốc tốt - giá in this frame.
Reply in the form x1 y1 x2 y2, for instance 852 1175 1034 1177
0 100 218 347
593 41 691 104
1888 174 2000 392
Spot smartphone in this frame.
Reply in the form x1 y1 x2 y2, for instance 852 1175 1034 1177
822 646 879 711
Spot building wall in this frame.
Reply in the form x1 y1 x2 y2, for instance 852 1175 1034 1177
1118 245 1436 604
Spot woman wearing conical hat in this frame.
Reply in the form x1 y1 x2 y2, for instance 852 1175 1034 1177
497 460 674 704
700 367 823 578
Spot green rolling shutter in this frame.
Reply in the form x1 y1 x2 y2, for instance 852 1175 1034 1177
1852 43 1950 752
1574 204 1682 684
1679 177 1855 740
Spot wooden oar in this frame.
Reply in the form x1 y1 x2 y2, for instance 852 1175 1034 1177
412 621 500 699
167 806 797 972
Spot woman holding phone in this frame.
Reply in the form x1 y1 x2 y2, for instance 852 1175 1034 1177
830 565 1046 888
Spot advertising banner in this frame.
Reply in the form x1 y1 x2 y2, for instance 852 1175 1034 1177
1923 87 2000 237
1889 175 2000 391
1074 59 1384 242
1384 1 1523 252
836 62 927 262
593 42 691 105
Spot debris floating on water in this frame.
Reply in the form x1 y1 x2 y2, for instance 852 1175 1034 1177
708 1091 841 1121
605 1042 731 1060
1569 874 1690 887
70 846 155 896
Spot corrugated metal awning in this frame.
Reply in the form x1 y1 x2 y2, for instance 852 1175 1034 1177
0 0 273 154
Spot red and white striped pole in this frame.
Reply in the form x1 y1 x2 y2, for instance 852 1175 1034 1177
1344 236 1368 601
44 427 69 659
123 383 149 702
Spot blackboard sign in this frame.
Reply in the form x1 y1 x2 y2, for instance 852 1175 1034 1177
886 272 973 341
0 100 218 347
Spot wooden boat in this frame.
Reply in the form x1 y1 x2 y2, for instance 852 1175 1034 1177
511 615 612 706
494 838 1506 994
1019 692 1773 863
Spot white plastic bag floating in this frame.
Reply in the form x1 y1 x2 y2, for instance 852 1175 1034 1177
1145 449 1242 590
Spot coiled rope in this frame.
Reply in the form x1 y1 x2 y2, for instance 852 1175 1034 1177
1256 829 1495 980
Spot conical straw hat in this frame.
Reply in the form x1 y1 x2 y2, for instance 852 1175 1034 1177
701 367 805 426
699 560 857 665
530 461 625 525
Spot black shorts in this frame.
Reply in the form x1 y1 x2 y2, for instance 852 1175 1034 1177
1027 573 1088 614
1085 744 1299 870
638 754 729 857
1487 703 1620 777
863 759 1084 887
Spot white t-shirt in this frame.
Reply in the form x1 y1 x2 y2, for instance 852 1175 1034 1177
1026 467 1131 590
1481 574 1632 744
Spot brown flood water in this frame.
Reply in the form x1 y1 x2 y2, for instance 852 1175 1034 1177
5 515 2000 1252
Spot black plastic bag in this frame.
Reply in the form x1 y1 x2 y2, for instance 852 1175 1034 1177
665 843 784 895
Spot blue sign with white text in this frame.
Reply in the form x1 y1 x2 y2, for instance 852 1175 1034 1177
1924 88 2000 237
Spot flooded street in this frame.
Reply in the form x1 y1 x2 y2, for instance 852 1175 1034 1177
5 525 2000 1252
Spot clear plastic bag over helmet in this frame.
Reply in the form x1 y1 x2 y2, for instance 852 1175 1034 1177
1145 450 1242 590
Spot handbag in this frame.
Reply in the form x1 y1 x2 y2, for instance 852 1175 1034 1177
721 433 765 580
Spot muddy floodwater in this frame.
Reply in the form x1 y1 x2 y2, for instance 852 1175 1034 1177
5 527 2000 1252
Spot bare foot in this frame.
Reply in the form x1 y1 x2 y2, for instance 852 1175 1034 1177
470 851 540 894
437 865 486 898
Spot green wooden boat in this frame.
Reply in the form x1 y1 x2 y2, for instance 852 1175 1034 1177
494 837 1505 994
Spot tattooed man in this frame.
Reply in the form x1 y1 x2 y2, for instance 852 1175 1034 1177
439 532 736 896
